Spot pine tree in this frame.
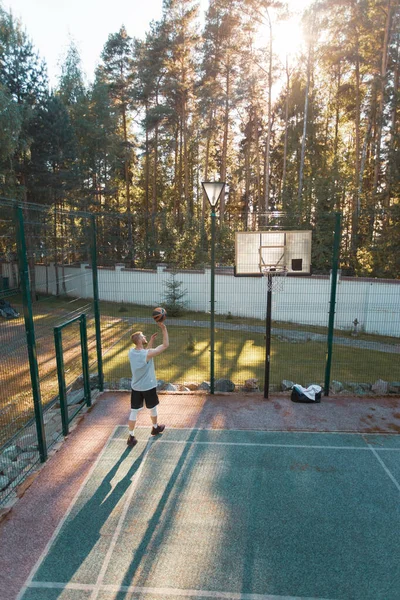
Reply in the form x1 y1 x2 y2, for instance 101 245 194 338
162 271 188 316
99 26 137 263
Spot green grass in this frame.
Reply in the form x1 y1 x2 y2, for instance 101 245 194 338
4 294 400 392
102 323 400 388
20 294 399 346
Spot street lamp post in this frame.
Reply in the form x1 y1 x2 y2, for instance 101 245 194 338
201 181 225 394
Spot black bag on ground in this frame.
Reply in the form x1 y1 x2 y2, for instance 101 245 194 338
291 384 322 403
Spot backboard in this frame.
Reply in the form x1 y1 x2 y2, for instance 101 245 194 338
234 230 312 276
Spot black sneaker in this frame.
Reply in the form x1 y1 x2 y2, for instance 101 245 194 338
151 424 165 436
127 435 138 448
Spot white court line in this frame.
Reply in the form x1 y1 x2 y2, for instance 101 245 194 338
27 580 334 600
368 444 400 492
129 426 400 437
89 438 154 600
16 426 124 600
113 437 400 451
21 427 398 600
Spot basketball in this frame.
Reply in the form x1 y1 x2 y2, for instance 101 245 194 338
152 307 167 322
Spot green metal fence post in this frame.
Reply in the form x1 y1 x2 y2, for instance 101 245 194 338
15 205 47 462
80 314 91 407
324 212 342 396
90 215 104 391
54 328 69 437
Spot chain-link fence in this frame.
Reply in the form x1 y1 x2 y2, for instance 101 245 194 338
0 200 100 505
1 199 399 505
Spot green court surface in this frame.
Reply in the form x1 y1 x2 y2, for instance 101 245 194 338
19 428 400 600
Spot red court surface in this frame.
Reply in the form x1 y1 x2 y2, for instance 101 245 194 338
0 391 399 600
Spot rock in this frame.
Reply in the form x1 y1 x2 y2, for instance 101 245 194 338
359 383 372 391
175 385 190 392
156 380 166 391
372 379 388 394
118 378 131 391
343 382 371 395
43 411 55 424
243 378 259 391
330 380 344 394
2 445 20 461
214 379 235 392
0 457 13 473
17 452 37 466
163 383 178 391
388 382 400 394
70 377 84 391
71 373 99 391
0 475 10 490
4 464 19 482
17 434 38 451
198 381 210 391
281 380 294 391
66 389 85 406
183 382 199 391
89 374 99 389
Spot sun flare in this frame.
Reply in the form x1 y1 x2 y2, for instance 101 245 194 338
273 18 306 66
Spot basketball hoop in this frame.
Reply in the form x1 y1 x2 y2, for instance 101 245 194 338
261 266 288 292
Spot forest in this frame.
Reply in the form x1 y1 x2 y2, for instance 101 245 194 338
0 0 399 276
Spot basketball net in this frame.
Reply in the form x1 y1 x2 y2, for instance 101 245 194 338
261 266 288 293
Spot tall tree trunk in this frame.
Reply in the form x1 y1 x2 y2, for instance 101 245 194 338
54 203 60 297
178 116 184 226
122 104 134 265
173 125 180 222
298 37 312 216
333 61 341 211
220 67 230 218
145 101 150 220
386 34 399 205
281 57 290 207
352 27 361 268
254 110 262 212
152 122 159 218
263 9 273 219
60 197 67 295
373 0 393 203
183 97 191 220
244 135 251 229
144 101 150 260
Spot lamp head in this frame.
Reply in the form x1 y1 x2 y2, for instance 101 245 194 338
201 181 225 208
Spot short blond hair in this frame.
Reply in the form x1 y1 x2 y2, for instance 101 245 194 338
131 331 143 345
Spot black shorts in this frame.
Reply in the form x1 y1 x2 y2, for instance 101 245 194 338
130 387 159 410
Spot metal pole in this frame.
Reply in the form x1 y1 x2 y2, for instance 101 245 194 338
54 327 69 437
15 205 47 462
80 314 91 407
90 215 104 391
324 212 342 396
264 275 272 399
210 209 216 394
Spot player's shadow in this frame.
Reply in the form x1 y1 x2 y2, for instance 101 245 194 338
116 428 201 588
33 445 146 586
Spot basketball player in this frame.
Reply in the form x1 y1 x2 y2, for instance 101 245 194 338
126 321 169 447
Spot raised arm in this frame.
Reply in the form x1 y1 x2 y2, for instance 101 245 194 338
146 322 169 360
147 333 158 349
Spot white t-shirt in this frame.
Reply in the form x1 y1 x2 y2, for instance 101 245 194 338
128 348 157 391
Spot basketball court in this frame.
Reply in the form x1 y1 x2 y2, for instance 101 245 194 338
1 217 399 600
7 391 400 600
